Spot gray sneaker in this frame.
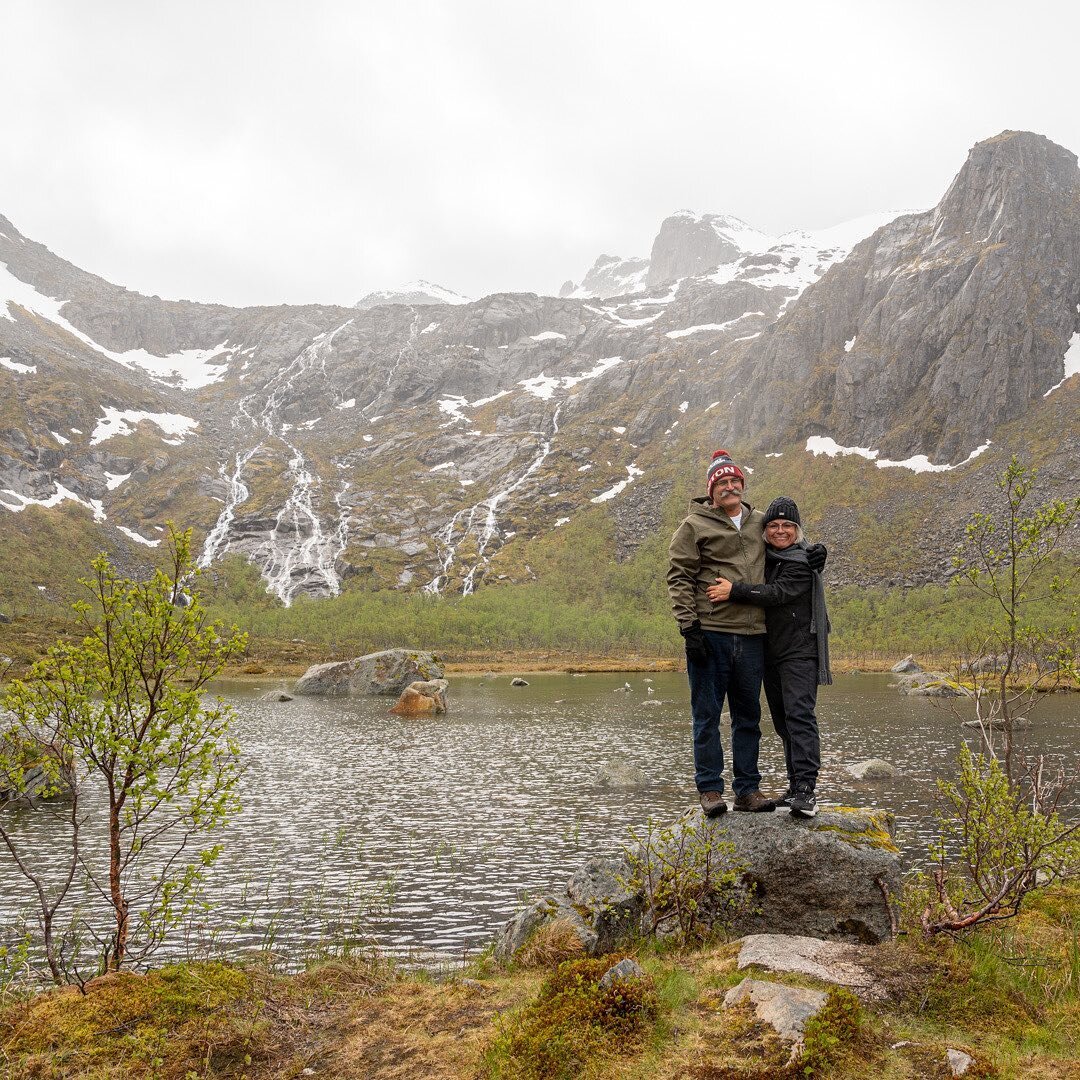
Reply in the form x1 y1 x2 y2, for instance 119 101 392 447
699 790 728 817
733 790 776 813
773 788 795 808
789 787 818 818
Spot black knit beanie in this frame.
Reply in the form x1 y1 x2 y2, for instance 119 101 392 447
763 496 801 527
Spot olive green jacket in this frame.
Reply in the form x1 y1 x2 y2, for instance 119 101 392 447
667 497 767 634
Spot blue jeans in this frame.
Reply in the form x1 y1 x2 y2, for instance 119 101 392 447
687 631 765 796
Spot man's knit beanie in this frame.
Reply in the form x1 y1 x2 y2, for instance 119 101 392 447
763 496 801 527
706 449 745 495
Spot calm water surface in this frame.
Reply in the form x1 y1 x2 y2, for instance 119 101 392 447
1 673 1076 962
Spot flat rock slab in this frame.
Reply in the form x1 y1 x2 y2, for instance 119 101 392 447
724 978 826 1045
737 933 883 999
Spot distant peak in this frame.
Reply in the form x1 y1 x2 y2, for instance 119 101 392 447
354 280 472 309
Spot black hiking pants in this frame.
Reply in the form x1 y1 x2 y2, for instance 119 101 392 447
762 654 820 792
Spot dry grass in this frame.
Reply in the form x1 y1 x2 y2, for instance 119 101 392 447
515 918 587 969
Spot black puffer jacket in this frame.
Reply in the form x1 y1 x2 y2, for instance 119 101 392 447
728 546 816 662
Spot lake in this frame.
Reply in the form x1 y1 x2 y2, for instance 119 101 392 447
0 672 1076 965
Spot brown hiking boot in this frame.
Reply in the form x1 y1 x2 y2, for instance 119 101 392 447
733 790 776 813
699 790 728 817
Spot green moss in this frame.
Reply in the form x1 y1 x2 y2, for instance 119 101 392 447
482 956 659 1079
815 810 899 852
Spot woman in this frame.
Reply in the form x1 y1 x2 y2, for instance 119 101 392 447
706 496 831 818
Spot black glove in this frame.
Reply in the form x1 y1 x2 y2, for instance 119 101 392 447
806 543 828 573
680 620 708 666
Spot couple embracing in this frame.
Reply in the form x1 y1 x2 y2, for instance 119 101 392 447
667 450 832 820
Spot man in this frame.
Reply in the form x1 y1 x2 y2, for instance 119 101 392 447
667 450 824 817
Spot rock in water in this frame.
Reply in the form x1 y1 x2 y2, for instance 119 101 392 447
390 678 449 716
595 758 648 789
510 677 529 687
294 649 443 697
260 690 294 702
847 759 898 780
890 655 922 674
494 806 902 960
892 670 965 697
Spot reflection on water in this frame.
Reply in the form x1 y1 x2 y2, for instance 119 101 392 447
1 673 1076 961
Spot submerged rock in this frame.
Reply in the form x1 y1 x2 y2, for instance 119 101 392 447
510 677 529 687
847 759 898 780
260 690 294 702
595 758 648 789
294 649 443 697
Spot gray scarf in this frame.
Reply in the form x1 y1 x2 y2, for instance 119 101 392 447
766 544 833 686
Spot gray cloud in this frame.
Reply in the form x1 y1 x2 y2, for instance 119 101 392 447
3 0 1078 307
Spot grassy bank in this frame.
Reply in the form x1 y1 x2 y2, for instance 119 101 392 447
2 884 1077 1078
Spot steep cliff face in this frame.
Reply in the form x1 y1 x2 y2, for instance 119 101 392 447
729 132 1080 461
646 211 773 286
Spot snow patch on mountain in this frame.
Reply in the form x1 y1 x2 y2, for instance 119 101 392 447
591 463 644 503
355 280 471 309
117 525 160 547
1043 332 1080 396
806 435 991 473
1 260 233 388
90 408 199 445
1 481 105 521
0 356 36 374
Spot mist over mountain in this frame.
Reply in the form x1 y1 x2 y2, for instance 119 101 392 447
1 131 1077 609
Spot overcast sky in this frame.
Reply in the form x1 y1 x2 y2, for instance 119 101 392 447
3 0 1079 307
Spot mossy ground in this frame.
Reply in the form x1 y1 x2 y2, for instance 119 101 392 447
2 884 1077 1078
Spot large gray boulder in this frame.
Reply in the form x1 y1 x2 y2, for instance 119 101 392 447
294 649 444 697
495 806 902 961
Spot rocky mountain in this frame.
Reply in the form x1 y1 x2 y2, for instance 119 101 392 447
1 131 1077 610
355 280 471 309
728 131 1080 463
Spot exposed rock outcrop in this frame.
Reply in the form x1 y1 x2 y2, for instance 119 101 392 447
495 806 901 961
731 131 1080 462
736 933 883 999
723 978 827 1050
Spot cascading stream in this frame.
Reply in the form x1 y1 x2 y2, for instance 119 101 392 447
426 404 562 595
198 320 356 604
